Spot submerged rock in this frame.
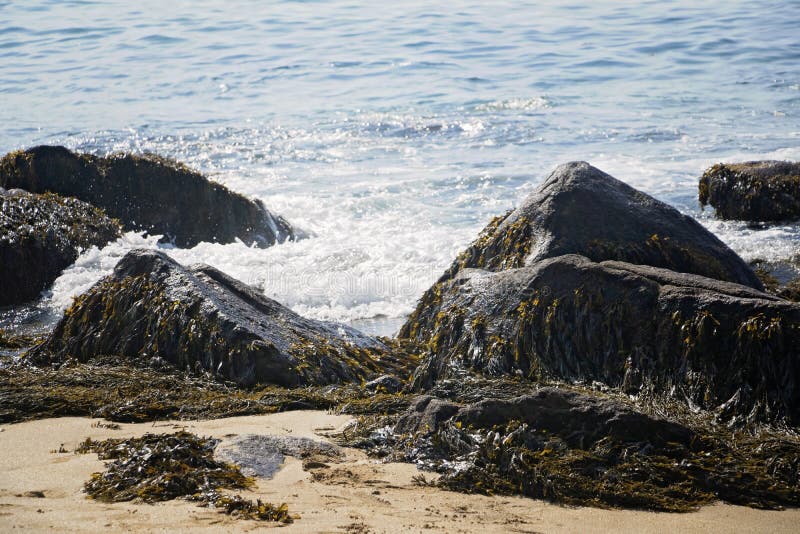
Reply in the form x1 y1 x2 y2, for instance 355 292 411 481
0 146 298 247
0 188 121 306
699 161 800 222
406 254 800 425
30 249 396 387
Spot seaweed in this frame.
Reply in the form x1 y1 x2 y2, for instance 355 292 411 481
0 355 413 424
77 431 293 522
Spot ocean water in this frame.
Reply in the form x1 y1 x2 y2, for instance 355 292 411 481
1 1 799 335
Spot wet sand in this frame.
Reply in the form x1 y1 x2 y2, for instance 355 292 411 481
1 412 798 533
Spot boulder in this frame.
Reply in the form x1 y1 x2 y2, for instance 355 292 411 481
699 161 800 222
0 188 121 305
395 387 693 447
402 162 761 333
406 254 800 425
30 249 395 387
0 146 298 247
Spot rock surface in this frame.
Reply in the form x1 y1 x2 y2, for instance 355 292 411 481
30 249 396 387
0 188 121 305
396 387 693 446
699 161 800 222
0 146 298 247
405 254 800 425
403 162 763 308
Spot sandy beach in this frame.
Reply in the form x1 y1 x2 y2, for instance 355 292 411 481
0 412 797 533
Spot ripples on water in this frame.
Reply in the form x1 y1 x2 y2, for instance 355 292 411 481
1 1 798 334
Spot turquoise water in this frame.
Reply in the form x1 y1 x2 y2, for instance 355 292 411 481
1 1 799 334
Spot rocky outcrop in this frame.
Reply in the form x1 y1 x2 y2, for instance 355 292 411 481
30 249 397 387
389 387 800 511
409 162 762 295
405 254 800 425
0 188 121 306
0 146 298 247
700 161 800 222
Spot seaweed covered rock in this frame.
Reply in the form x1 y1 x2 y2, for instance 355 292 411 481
0 146 298 247
390 387 800 511
401 163 761 335
31 249 399 387
751 256 800 302
407 255 800 425
700 161 800 222
0 188 121 305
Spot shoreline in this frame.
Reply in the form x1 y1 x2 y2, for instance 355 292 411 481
2 413 799 533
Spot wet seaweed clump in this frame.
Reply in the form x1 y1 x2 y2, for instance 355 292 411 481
0 354 413 425
77 431 293 523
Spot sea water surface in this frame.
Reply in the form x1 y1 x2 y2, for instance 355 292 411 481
1 1 799 335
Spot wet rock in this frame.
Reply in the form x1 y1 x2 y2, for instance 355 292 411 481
30 249 394 387
364 374 403 393
397 387 692 447
393 396 460 435
217 434 340 479
751 256 800 302
0 188 121 305
0 146 298 247
389 387 800 512
453 387 693 447
699 161 800 222
402 162 762 324
406 254 800 425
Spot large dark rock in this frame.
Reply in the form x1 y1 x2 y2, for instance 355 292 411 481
30 249 395 387
700 161 800 222
0 188 121 306
406 254 800 425
0 146 298 247
402 162 762 334
395 387 693 447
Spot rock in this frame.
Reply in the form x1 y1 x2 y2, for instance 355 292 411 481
751 256 800 302
408 162 762 305
217 434 340 479
0 188 121 305
699 161 800 222
406 254 800 425
364 374 403 394
396 387 693 447
393 396 460 435
390 386 800 512
30 249 395 387
0 146 298 247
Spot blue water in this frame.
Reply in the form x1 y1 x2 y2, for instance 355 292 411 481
1 1 799 334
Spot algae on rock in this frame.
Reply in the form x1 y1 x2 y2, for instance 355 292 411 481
0 145 298 247
700 161 800 222
0 188 121 305
30 249 414 387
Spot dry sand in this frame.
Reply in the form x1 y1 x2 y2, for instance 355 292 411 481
1 412 798 533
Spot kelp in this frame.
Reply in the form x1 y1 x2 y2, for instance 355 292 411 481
0 355 413 424
77 432 292 522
